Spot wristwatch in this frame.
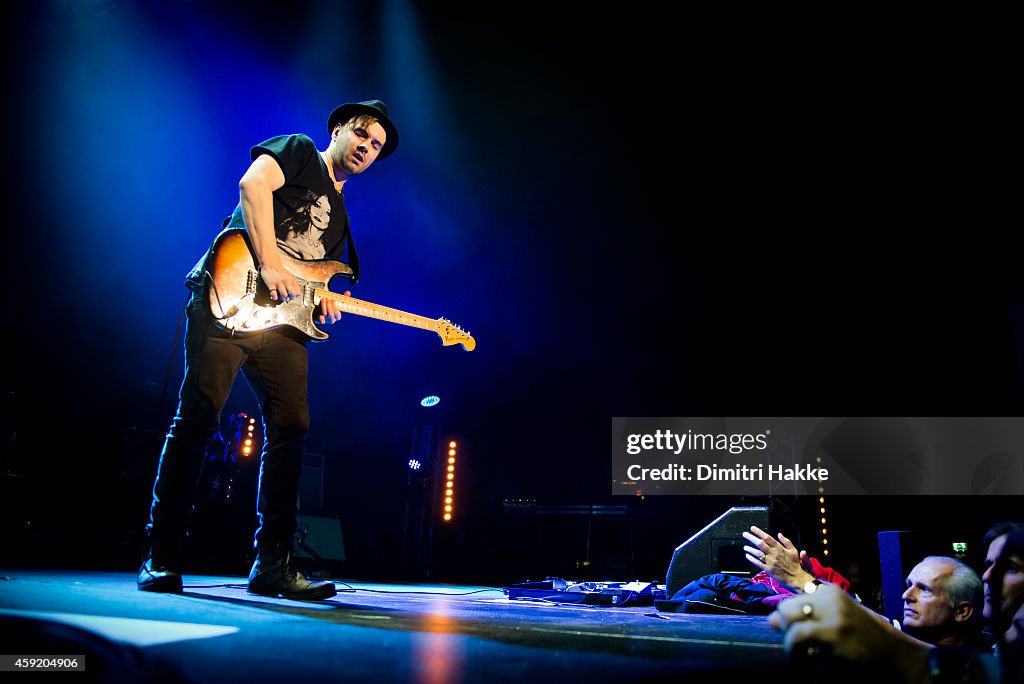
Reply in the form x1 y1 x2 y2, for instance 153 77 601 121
802 578 824 594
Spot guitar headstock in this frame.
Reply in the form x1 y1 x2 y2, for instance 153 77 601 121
435 317 476 351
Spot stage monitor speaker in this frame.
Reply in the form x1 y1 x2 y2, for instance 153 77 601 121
878 530 968 622
665 506 769 599
294 514 345 571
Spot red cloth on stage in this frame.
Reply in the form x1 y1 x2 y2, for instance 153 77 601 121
745 557 851 607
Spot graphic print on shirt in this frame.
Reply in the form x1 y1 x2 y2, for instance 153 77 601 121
277 189 331 260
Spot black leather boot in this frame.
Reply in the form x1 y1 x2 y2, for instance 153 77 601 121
137 528 184 593
247 544 336 601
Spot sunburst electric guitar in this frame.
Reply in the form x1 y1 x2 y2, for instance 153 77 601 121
203 229 475 351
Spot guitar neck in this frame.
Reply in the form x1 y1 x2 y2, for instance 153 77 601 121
316 289 440 332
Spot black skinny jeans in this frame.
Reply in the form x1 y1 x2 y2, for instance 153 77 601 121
147 290 310 554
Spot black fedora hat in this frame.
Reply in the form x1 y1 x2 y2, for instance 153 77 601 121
327 99 399 160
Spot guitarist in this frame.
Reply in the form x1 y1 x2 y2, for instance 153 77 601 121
139 100 400 600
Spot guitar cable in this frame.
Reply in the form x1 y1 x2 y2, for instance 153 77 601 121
204 269 239 320
157 267 227 428
156 292 190 431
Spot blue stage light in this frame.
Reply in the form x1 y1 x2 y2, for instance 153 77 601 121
420 395 440 407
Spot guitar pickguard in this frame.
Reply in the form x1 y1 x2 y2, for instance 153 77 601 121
220 269 330 341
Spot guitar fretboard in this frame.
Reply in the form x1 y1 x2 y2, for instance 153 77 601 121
316 289 439 332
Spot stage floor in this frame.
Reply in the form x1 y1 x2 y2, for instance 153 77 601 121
0 568 797 683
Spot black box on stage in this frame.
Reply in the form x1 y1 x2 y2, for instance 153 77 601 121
664 506 769 599
294 514 345 574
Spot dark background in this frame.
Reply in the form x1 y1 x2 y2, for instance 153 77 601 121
3 2 1022 591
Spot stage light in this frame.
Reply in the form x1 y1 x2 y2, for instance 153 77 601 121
420 395 440 407
408 458 421 470
442 438 459 523
233 412 261 458
818 496 828 550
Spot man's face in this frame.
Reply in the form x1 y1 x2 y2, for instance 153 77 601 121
902 558 956 630
982 534 1024 624
334 119 387 178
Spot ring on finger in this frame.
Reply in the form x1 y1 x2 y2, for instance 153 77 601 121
801 603 814 618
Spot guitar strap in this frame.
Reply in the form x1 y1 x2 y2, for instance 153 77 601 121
345 228 360 285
